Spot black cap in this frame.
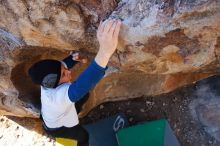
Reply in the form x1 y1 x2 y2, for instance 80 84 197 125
28 59 61 88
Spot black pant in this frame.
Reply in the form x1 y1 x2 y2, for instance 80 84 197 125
44 124 89 146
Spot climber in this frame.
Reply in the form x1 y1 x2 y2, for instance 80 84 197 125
28 19 121 146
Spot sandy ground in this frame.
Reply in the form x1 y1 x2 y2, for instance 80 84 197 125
0 116 54 146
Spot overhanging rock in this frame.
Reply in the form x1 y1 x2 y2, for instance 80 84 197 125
0 0 219 117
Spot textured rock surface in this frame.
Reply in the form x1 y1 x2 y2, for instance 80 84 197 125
0 0 118 51
0 0 220 118
190 76 220 142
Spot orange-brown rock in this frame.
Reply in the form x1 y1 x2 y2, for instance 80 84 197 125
0 0 220 117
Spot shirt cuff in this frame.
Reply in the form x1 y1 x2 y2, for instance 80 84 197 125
92 59 108 71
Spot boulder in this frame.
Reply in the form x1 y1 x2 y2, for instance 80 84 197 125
190 76 220 142
0 0 219 117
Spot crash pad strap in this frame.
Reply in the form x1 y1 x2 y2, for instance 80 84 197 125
55 138 77 146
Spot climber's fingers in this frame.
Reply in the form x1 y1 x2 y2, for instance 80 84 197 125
103 19 115 33
98 20 104 33
109 20 118 36
113 20 121 38
98 19 110 33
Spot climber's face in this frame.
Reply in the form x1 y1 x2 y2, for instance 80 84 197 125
58 64 72 85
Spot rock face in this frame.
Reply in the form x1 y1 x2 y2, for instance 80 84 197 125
190 76 220 142
0 0 220 117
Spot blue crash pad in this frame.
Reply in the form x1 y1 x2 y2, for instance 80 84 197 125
84 113 128 146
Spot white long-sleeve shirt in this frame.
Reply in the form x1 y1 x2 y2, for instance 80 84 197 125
41 83 79 128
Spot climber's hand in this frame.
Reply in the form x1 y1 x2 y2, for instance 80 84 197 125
95 19 121 68
70 51 88 64
97 19 121 58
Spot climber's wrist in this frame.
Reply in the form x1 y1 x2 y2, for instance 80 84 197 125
95 49 111 68
99 49 112 59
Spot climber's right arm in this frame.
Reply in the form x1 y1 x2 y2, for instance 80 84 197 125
67 19 121 102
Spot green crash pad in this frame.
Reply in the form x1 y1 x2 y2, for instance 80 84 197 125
84 113 129 146
116 119 180 146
